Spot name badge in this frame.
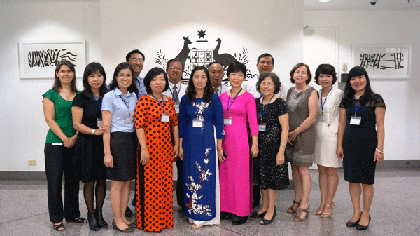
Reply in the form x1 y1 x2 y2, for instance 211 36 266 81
350 116 361 125
192 119 203 128
175 104 179 114
258 123 266 132
318 115 326 122
161 113 170 122
223 117 232 125
97 118 103 127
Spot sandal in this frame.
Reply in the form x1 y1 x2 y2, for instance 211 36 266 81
293 207 310 222
315 203 324 215
321 204 334 218
53 222 65 231
66 217 87 223
287 200 301 214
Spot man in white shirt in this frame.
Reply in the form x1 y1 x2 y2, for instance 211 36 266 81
208 62 230 95
243 53 287 100
163 59 187 113
162 59 187 215
126 49 147 98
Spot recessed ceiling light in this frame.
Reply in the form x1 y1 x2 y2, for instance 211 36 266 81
319 0 331 2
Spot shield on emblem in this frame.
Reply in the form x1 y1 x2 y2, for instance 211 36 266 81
189 49 213 67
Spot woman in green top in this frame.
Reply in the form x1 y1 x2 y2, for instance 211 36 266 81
42 60 86 231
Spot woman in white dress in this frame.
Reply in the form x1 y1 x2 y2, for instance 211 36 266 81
314 64 343 218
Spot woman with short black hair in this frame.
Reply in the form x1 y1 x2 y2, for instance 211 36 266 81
313 64 343 218
102 62 138 233
134 67 178 232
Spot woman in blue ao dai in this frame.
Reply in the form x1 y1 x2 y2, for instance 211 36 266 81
179 66 225 229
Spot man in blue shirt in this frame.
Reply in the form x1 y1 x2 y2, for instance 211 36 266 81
125 49 146 217
126 49 147 98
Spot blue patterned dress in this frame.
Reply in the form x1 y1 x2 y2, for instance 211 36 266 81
179 94 224 223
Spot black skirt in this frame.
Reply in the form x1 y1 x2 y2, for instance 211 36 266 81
73 133 106 183
107 131 137 181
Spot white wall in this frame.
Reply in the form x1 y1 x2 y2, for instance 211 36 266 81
304 10 420 160
0 1 101 171
100 0 303 89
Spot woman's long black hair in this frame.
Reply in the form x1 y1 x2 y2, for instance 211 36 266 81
341 66 375 107
186 66 214 103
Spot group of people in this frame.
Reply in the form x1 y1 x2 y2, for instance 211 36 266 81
42 51 386 233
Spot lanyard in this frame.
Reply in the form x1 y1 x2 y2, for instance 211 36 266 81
119 95 130 110
354 101 361 116
226 88 242 117
153 94 165 112
259 94 275 121
96 100 101 111
170 84 181 101
320 88 332 115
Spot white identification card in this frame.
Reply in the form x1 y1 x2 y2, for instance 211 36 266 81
258 123 266 132
97 118 103 127
350 116 361 125
223 117 232 125
161 113 170 122
318 115 326 122
52 143 63 146
192 119 203 128
175 105 179 114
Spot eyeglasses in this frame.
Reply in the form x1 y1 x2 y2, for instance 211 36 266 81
130 58 144 63
261 82 274 87
118 74 132 78
169 67 182 71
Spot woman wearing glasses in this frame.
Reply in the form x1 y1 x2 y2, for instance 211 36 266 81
102 62 138 233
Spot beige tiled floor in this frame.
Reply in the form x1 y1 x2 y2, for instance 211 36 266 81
0 169 419 236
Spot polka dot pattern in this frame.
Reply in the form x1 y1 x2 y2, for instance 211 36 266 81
134 96 177 232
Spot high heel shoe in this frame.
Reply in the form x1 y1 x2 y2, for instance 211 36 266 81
94 209 108 228
287 200 301 214
260 206 276 225
293 207 309 222
87 212 100 231
232 215 248 225
346 211 362 227
251 210 267 218
356 215 371 230
320 204 334 218
112 220 134 233
315 203 324 215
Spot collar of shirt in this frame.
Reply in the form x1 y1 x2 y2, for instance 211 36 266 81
169 80 183 89
113 88 134 98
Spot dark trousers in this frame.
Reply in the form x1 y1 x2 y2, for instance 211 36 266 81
175 159 184 210
44 143 81 223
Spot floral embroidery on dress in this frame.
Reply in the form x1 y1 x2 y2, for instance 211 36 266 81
185 148 213 216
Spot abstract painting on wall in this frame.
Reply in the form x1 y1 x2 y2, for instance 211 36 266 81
18 40 86 79
352 45 411 79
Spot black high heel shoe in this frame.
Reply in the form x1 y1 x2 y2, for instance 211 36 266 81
260 206 276 225
87 212 100 231
232 215 248 225
356 215 371 230
94 209 108 228
346 211 362 227
220 211 232 219
112 220 134 233
251 210 267 218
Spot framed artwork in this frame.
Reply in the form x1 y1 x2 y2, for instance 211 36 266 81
18 39 86 79
352 45 411 79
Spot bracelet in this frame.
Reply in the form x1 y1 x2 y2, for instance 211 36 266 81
375 148 384 154
280 143 287 149
217 148 223 151
91 129 96 134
